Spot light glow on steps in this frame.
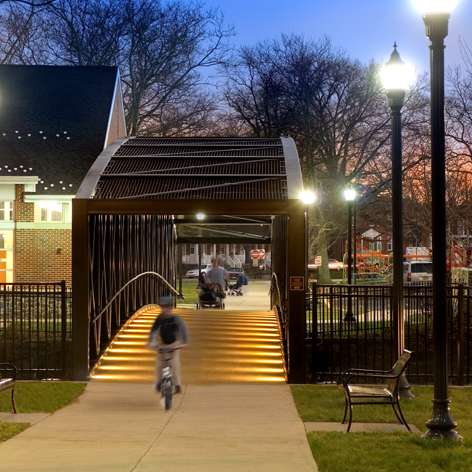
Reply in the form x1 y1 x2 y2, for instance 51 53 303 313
92 308 286 384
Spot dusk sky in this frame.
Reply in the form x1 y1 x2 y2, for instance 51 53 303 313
206 0 472 73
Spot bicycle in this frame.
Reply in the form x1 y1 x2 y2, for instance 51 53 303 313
158 346 180 410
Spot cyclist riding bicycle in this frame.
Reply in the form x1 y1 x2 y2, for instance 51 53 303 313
148 295 188 394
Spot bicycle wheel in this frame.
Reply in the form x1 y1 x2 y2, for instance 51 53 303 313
163 383 173 410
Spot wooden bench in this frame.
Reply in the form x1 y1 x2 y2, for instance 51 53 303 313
0 363 17 413
340 350 413 432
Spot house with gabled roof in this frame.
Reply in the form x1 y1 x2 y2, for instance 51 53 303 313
0 65 127 284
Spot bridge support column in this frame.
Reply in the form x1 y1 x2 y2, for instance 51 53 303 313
287 207 307 383
72 199 90 380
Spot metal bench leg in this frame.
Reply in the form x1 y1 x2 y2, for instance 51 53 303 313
394 400 411 432
341 397 348 424
391 401 403 424
11 387 17 414
346 401 353 433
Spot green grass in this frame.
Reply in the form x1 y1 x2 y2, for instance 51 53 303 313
0 381 86 413
291 385 472 472
177 278 200 305
0 422 29 441
0 381 86 443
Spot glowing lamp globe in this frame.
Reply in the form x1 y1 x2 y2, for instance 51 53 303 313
343 188 358 202
413 0 459 15
298 190 318 205
380 44 415 93
195 212 206 221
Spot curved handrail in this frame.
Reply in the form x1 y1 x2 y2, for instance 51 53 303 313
91 271 183 325
270 272 283 312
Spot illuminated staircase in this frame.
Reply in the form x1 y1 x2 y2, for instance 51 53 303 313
91 308 286 384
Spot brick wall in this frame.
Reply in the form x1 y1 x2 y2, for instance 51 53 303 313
15 229 72 286
14 185 34 222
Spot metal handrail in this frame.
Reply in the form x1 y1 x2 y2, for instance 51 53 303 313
270 272 283 312
91 271 183 324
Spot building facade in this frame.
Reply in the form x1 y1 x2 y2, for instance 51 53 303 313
0 65 126 285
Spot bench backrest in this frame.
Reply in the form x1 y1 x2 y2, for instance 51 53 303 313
387 350 413 394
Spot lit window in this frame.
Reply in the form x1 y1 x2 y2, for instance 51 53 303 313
37 201 70 223
0 201 13 221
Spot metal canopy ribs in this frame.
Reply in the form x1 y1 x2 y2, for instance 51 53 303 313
79 137 292 200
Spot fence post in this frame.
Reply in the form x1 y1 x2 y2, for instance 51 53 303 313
457 284 465 386
60 280 67 378
312 282 318 381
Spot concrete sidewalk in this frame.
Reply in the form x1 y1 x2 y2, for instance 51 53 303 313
0 382 317 471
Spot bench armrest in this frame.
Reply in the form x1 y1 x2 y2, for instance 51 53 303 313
340 369 397 385
0 363 17 380
347 368 391 375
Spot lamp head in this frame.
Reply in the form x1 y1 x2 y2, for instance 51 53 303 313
413 0 459 15
413 0 457 39
380 43 415 96
343 187 358 202
298 189 318 205
195 212 206 221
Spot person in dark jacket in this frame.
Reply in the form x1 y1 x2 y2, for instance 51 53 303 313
148 296 188 394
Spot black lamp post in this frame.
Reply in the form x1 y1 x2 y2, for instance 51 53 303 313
415 0 461 441
380 44 414 399
343 187 357 322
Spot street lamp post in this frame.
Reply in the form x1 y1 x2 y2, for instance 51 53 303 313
380 44 414 399
343 187 357 322
353 201 357 284
414 0 461 441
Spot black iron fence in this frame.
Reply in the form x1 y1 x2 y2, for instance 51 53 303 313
0 282 71 379
308 283 472 385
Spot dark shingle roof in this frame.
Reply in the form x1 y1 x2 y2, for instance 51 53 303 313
0 65 118 194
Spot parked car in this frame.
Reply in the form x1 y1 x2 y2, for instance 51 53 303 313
184 265 211 278
403 261 433 283
308 258 344 271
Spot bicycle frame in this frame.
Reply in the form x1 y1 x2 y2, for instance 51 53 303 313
159 347 179 410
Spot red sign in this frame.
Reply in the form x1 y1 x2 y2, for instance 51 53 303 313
250 249 266 260
289 276 305 291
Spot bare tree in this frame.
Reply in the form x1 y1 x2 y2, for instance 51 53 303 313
41 0 126 66
1 0 231 135
0 2 49 63
224 36 432 278
0 1 55 5
447 45 472 162
121 0 230 135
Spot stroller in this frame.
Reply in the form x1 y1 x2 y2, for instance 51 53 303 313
228 273 248 296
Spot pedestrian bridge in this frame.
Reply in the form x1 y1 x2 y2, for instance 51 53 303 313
73 137 308 383
91 308 286 384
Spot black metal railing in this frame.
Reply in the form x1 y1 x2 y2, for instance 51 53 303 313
308 283 472 384
90 272 181 367
0 282 71 379
270 272 287 363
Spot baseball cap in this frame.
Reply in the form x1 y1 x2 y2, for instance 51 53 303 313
158 295 174 307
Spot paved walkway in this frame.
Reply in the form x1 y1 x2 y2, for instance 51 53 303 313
0 382 317 471
224 280 271 311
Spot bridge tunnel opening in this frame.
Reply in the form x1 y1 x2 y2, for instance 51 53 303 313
72 137 307 383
